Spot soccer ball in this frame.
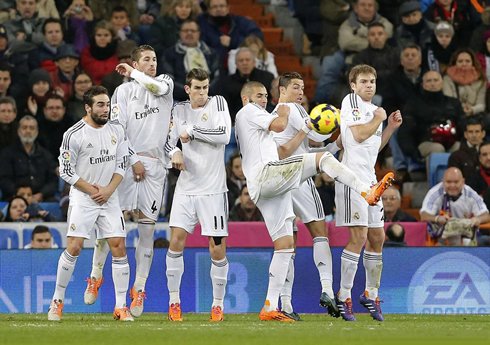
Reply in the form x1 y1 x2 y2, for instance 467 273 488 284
309 103 340 135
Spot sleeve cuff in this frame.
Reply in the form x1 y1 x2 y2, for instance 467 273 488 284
130 154 141 165
186 126 194 138
68 174 80 186
169 147 181 158
115 167 126 177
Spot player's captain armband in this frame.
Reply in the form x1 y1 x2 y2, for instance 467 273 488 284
111 104 120 120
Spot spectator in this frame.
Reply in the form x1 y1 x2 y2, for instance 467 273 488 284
267 76 279 112
149 0 200 57
4 196 29 222
49 44 80 101
37 94 75 163
0 115 58 202
16 183 57 221
421 167 490 246
154 237 170 248
161 19 220 101
197 0 264 66
228 185 264 221
467 141 490 194
221 48 274 120
25 68 55 117
0 96 18 152
448 116 486 178
28 18 64 72
110 6 140 44
470 6 490 54
384 224 408 247
226 150 245 210
228 35 278 77
0 62 12 98
313 0 393 104
4 0 45 45
398 70 464 163
0 24 8 59
66 70 93 121
90 0 140 30
61 0 94 54
101 39 136 97
476 29 490 89
423 21 457 75
382 186 417 222
396 1 435 51
80 20 119 85
24 225 59 249
424 0 471 47
319 0 350 59
443 48 487 116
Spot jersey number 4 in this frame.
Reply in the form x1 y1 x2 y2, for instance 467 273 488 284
151 200 157 213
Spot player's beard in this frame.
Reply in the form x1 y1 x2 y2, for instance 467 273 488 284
91 112 108 125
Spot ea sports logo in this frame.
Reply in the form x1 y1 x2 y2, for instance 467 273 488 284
407 252 490 314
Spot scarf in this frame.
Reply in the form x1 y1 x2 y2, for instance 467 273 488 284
480 165 490 186
117 25 132 41
446 65 480 85
177 40 210 73
89 38 117 61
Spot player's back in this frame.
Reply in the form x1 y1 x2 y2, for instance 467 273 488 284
340 93 382 183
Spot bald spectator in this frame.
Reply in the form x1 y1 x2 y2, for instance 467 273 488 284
382 186 417 222
384 224 407 247
0 96 18 152
421 168 490 246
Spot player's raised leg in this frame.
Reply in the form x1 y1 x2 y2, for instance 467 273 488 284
209 236 228 321
166 226 187 321
107 237 133 322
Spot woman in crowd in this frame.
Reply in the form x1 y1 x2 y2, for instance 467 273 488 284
25 69 57 117
67 70 93 121
4 197 29 222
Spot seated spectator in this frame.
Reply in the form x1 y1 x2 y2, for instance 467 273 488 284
110 6 140 44
470 6 490 55
67 70 93 120
382 186 417 222
384 223 408 247
80 20 119 85
221 48 274 120
228 185 264 221
150 0 200 57
49 44 80 101
443 48 487 116
15 182 57 221
154 237 170 248
0 96 18 152
101 39 136 97
4 196 29 222
161 20 220 101
318 0 350 61
398 70 465 164
0 115 58 201
420 167 490 246
38 94 75 163
424 0 471 47
228 35 278 77
90 0 140 31
448 116 486 178
4 0 46 45
396 1 435 51
28 18 65 72
197 0 264 66
226 150 246 210
25 68 57 117
352 22 399 98
61 0 94 54
268 76 280 112
292 0 324 55
0 24 8 59
467 141 490 194
313 0 393 105
24 225 59 249
476 29 490 90
0 62 12 99
423 21 457 75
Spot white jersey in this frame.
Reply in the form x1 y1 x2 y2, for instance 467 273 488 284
165 96 231 195
272 102 332 155
340 93 382 184
235 102 280 202
110 69 174 167
420 183 488 218
59 119 129 207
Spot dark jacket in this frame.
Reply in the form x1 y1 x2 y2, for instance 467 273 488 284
197 13 264 64
382 65 425 115
101 71 125 98
28 41 61 72
161 40 220 102
448 140 480 178
37 116 76 164
0 121 18 152
149 16 183 57
424 1 471 47
0 139 58 200
319 0 350 58
385 209 417 222
467 167 490 195
395 19 435 51
422 32 458 75
228 204 264 222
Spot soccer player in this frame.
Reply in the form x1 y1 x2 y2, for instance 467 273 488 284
165 68 231 322
235 81 393 322
48 86 131 321
84 45 174 318
334 64 402 322
272 72 340 319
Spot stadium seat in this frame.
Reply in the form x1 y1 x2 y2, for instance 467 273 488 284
38 202 62 220
304 80 317 100
0 201 8 217
229 0 256 4
230 126 237 145
0 229 19 249
251 13 275 28
262 28 283 43
274 55 301 71
428 153 451 187
266 41 295 56
229 4 263 17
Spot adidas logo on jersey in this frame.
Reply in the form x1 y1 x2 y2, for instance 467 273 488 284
181 121 187 126
86 143 94 148
132 95 138 101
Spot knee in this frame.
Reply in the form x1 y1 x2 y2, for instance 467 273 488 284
169 236 185 251
210 245 226 261
350 231 368 247
67 242 82 256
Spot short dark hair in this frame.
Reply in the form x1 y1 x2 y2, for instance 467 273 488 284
83 85 109 107
279 72 303 89
42 18 62 35
31 225 51 240
0 96 16 112
45 93 65 107
465 115 484 131
401 42 422 58
131 45 155 63
185 68 209 87
5 196 28 222
368 22 385 30
0 61 13 74
15 182 33 193
111 5 129 16
386 223 405 242
180 19 200 30
479 141 490 154
240 184 248 194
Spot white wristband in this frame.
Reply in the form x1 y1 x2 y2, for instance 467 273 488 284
301 125 311 134
435 215 439 223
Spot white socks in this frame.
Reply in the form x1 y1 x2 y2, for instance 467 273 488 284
319 152 370 195
166 250 184 305
265 249 293 311
363 251 383 299
280 253 295 313
313 237 334 298
338 249 360 302
112 256 129 308
211 258 229 309
53 250 78 302
90 239 110 280
134 219 155 291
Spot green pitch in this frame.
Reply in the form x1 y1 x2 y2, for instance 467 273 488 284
1 314 489 345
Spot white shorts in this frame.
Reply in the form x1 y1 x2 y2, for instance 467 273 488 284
256 191 295 241
67 200 126 240
119 155 167 221
292 178 325 223
334 182 384 228
169 193 229 237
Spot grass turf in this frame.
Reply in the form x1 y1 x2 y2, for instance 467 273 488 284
1 313 489 345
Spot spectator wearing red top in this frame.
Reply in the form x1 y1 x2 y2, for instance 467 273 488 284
49 44 80 101
80 20 118 84
423 0 471 46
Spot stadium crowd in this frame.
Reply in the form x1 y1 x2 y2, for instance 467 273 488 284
0 0 489 247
